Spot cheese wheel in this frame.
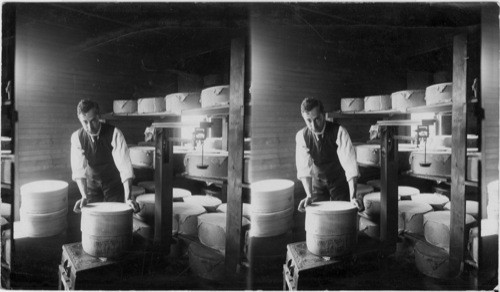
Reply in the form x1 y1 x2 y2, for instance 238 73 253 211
129 146 155 168
411 193 449 210
188 243 225 281
305 201 357 235
356 184 374 197
200 85 229 108
398 186 420 197
20 207 67 238
183 195 222 212
250 207 293 237
414 241 451 279
137 97 166 113
366 179 381 191
137 181 154 193
113 99 137 114
410 150 451 177
362 187 419 220
425 82 452 105
359 215 379 239
391 90 425 111
423 211 476 251
364 95 391 111
133 216 153 240
340 98 364 112
131 185 145 199
444 200 479 218
216 203 251 220
398 200 433 235
467 153 480 182
197 213 250 255
487 180 499 220
355 144 380 166
172 202 207 236
134 189 192 213
165 92 201 115
20 180 68 214
250 179 294 213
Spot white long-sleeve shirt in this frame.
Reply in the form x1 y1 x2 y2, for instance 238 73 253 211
296 125 359 182
71 127 134 183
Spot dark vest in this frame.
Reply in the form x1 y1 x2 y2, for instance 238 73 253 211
303 121 349 189
78 123 121 183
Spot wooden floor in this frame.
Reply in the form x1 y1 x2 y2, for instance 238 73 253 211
7 196 497 290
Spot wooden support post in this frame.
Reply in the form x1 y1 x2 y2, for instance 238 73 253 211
225 37 246 274
380 126 398 254
449 33 468 278
154 128 173 252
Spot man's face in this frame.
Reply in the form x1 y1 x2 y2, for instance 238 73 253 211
78 108 101 135
302 106 325 134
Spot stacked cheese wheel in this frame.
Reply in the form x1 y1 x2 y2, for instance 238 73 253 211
20 180 68 237
425 82 452 105
340 98 364 112
113 100 137 114
415 210 477 279
165 92 201 115
391 90 426 111
200 85 229 108
249 179 294 237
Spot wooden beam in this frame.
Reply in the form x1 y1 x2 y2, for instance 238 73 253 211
449 33 468 278
225 37 246 274
154 128 173 252
380 126 398 254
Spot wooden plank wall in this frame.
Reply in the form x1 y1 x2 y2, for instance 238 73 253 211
249 18 406 185
480 4 499 217
12 5 176 219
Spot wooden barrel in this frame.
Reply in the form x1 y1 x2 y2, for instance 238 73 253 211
250 179 294 213
20 180 68 214
197 213 250 255
249 207 293 237
414 241 451 279
188 243 225 281
81 203 133 258
305 201 357 257
19 207 67 237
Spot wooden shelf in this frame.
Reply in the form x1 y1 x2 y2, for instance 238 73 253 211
327 110 407 119
406 102 452 114
179 173 227 185
101 112 179 121
377 119 436 127
182 106 229 117
403 171 478 187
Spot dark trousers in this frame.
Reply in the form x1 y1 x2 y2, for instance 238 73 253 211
312 177 350 202
86 177 124 203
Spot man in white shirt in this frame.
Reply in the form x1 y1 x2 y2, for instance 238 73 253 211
296 97 363 212
71 99 139 213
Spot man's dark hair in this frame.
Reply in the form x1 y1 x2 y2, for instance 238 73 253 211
77 99 100 116
301 97 324 114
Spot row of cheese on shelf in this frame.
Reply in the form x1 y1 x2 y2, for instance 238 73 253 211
113 85 229 115
340 82 452 112
355 143 480 181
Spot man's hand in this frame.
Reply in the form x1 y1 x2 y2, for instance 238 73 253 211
127 199 140 213
73 198 88 213
352 197 365 212
298 197 313 213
